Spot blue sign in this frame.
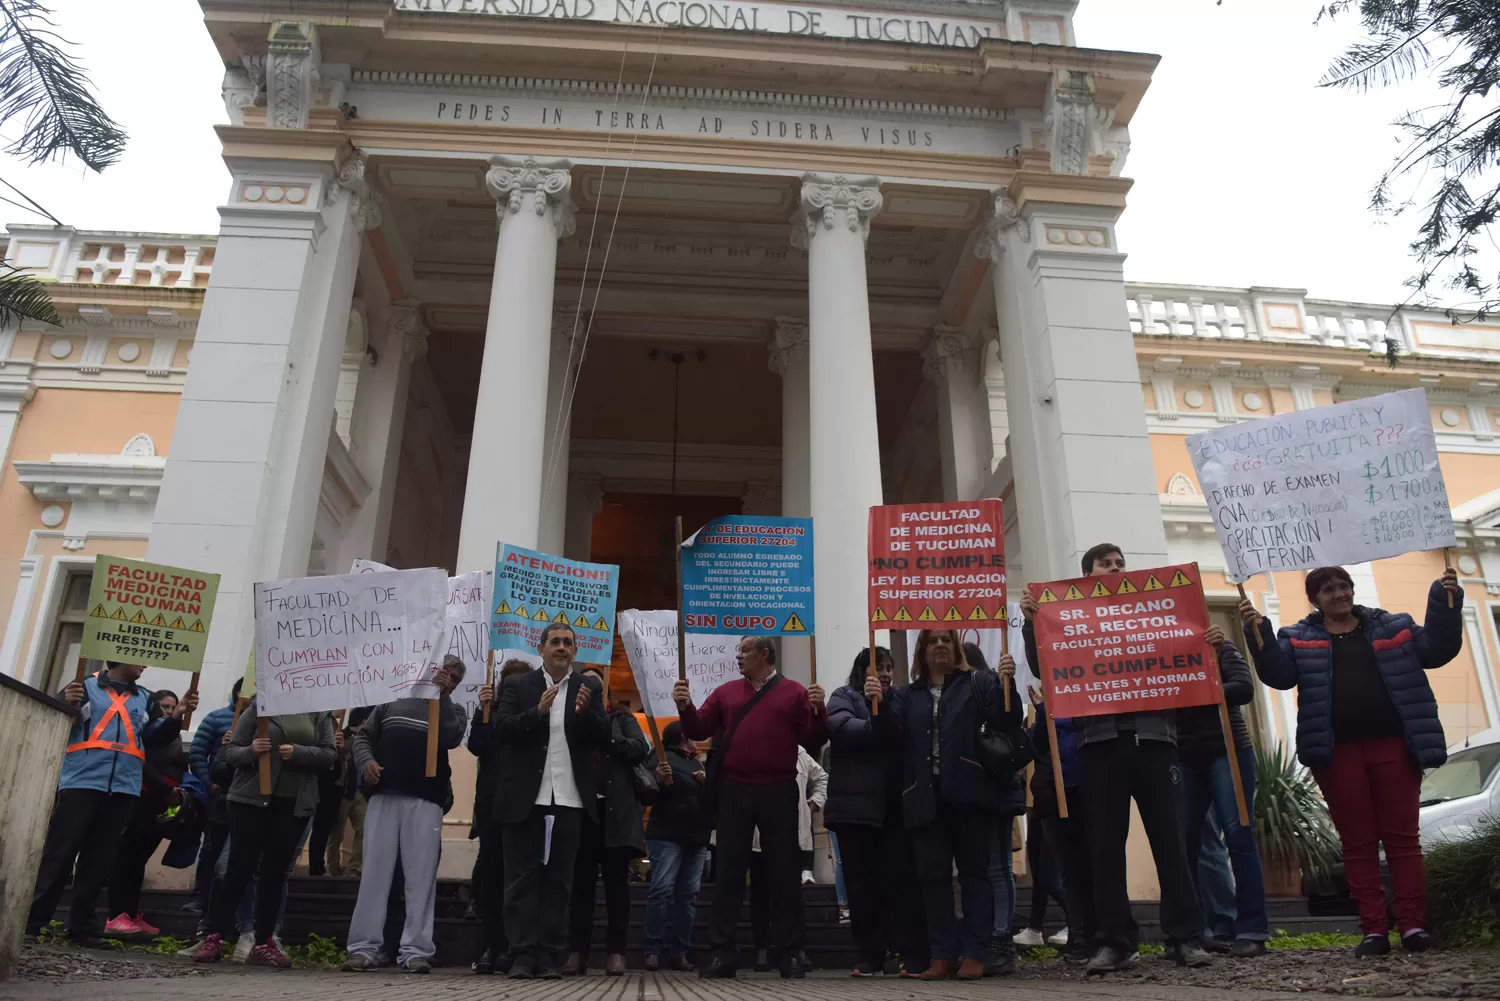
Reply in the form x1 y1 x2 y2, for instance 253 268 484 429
680 516 814 635
491 544 620 664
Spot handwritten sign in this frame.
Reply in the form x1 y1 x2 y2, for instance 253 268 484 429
1188 389 1456 582
869 500 1004 628
1029 564 1216 718
681 516 815 635
491 545 619 664
618 609 743 720
82 556 220 672
253 568 449 715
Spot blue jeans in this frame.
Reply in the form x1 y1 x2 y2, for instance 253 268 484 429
988 822 1016 938
830 831 848 909
644 840 708 959
1182 746 1269 941
1197 812 1237 942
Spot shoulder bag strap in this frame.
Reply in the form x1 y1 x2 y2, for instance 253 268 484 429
715 674 782 760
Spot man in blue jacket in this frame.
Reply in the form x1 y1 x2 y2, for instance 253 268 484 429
27 660 197 944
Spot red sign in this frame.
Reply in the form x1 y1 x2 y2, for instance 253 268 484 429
867 500 1005 628
1029 562 1218 717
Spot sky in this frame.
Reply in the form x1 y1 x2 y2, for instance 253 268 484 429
2 0 1490 307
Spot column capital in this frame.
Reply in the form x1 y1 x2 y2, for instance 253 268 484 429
552 310 578 357
386 298 429 365
487 156 576 238
974 195 1027 262
922 325 979 383
1047 69 1095 175
791 173 882 248
767 316 808 376
325 151 383 231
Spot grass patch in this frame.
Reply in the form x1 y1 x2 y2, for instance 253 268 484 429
285 932 348 969
142 936 191 956
1266 929 1364 950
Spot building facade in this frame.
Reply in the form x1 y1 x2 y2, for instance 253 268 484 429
3 0 1500 891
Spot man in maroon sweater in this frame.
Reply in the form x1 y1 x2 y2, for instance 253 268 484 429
673 636 827 979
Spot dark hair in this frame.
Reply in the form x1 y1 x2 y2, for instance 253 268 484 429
148 689 178 720
1305 566 1354 603
231 677 243 701
962 642 989 672
537 622 576 648
744 636 778 666
498 658 533 683
845 646 893 688
911 630 969 683
1081 543 1124 575
348 706 373 729
442 654 467 680
661 720 683 748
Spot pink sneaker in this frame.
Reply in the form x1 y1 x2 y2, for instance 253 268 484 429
133 913 160 937
193 933 224 963
247 941 292 969
103 913 141 937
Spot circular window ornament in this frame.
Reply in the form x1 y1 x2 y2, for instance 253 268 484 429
118 341 141 362
49 338 72 360
1440 408 1461 427
1241 391 1264 412
1183 389 1205 409
1457 554 1479 576
40 504 64 528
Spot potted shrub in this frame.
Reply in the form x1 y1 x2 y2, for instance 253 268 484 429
1253 743 1341 898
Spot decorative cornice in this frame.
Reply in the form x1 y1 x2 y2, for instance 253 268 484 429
792 173 882 248
767 316 808 376
14 453 165 503
486 155 576 238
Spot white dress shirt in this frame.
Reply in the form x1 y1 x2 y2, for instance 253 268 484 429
535 667 583 809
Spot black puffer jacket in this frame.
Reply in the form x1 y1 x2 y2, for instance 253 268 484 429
1176 641 1255 767
824 683 903 828
645 747 712 847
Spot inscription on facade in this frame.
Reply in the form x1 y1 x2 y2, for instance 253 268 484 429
394 0 1004 47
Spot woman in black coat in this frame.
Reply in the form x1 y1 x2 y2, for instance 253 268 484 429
826 645 928 977
565 666 651 976
877 629 1021 981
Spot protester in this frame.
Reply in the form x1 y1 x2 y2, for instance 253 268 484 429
825 645 928 977
469 658 534 975
643 721 712 972
190 701 335 967
493 625 609 980
325 707 371 876
105 688 189 937
28 661 197 945
308 708 353 877
875 629 1020 981
747 744 827 970
187 679 242 915
565 664 651 977
1012 810 1070 951
1024 543 1210 974
1177 624 1268 957
673 636 828 979
342 656 468 973
964 642 1025 977
1023 691 1094 963
1241 566 1463 956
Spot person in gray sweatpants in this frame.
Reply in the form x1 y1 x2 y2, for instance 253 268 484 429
342 658 468 973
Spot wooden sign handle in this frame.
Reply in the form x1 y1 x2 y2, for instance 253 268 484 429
1202 572 1251 828
1235 582 1264 650
483 649 495 724
809 635 817 687
675 516 687 683
425 698 440 778
1000 625 1012 713
1444 548 1455 608
73 653 88 685
1045 709 1067 819
231 696 248 730
868 629 879 717
256 715 272 796
643 711 672 785
181 671 199 728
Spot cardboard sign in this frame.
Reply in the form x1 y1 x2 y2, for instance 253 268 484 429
618 609 743 721
491 545 620 664
1029 563 1216 717
253 567 449 715
868 500 1004 627
1187 388 1456 582
82 556 220 672
680 516 815 635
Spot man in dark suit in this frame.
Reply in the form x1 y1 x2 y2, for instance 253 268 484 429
494 622 609 979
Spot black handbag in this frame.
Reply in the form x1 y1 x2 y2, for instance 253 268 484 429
700 674 781 817
630 760 660 804
979 720 1036 778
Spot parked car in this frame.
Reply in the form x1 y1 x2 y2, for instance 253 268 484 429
1418 739 1500 850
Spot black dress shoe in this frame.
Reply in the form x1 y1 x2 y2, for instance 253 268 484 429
508 961 535 980
780 953 806 979
536 965 562 980
495 952 515 975
1356 934 1391 957
984 935 1015 977
1402 930 1435 953
472 949 494 975
699 956 737 979
1204 937 1234 954
753 948 771 972
1168 941 1213 968
1085 945 1139 975
1231 939 1268 958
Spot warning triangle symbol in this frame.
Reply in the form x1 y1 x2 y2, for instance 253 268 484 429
942 606 963 622
130 610 148 624
893 606 913 622
781 613 807 633
512 605 529 620
1062 584 1085 601
968 605 989 621
90 603 107 618
871 607 889 623
552 611 570 624
592 617 610 631
170 617 186 629
917 606 938 622
1142 574 1164 592
1115 578 1138 595
111 608 127 620
149 613 167 627
532 608 550 621
494 600 512 616
1037 588 1058 603
572 613 590 628
1169 569 1193 588
187 619 205 633
1090 580 1111 598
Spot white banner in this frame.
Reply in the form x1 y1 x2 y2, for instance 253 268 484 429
254 568 449 715
618 609 742 721
1188 388 1457 583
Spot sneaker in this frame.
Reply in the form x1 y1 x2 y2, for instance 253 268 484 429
642 953 660 972
103 914 142 937
176 938 203 959
839 907 851 926
1046 928 1069 947
1012 927 1045 948
1356 934 1391 958
851 961 880 977
780 953 806 979
192 934 224 964
1231 939 1268 958
342 954 381 972
232 935 253 963
133 914 160 937
800 870 815 885
1169 941 1213 968
1204 937 1234 954
403 957 432 974
1085 945 1138 975
1402 930 1435 953
248 942 293 969
181 899 203 914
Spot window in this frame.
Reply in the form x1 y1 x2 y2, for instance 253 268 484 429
41 571 95 695
1420 742 1500 806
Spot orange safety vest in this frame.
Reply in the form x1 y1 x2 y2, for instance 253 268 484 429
66 686 145 760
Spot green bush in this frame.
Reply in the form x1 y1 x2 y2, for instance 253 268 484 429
1254 743 1342 885
1425 815 1500 946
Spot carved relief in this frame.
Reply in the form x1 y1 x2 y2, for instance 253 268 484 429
767 316 808 376
792 173 882 247
326 152 383 231
1046 70 1095 176
386 299 429 366
974 195 1027 261
922 325 978 383
265 21 319 130
486 156 576 238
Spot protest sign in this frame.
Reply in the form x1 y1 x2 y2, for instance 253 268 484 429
82 556 220 672
253 567 448 715
491 545 619 664
869 501 1004 627
946 601 1035 700
618 609 742 720
1187 388 1456 582
1028 563 1216 718
680 516 814 635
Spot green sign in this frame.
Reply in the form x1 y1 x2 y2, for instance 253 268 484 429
81 555 220 672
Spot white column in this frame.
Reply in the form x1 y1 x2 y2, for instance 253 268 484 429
979 192 1167 581
794 173 883 672
456 156 574 572
333 299 427 571
562 473 603 562
769 316 810 518
923 325 992 501
144 152 374 714
537 312 576 556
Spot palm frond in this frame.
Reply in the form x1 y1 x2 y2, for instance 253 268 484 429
0 0 124 170
0 261 59 327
